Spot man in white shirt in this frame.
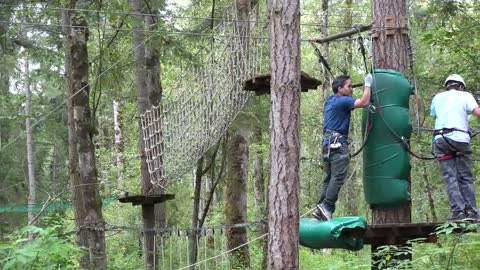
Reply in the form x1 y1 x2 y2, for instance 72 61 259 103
431 74 480 221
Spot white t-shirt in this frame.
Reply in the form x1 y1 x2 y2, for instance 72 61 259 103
430 89 478 143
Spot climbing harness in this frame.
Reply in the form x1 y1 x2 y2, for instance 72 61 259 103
311 34 376 159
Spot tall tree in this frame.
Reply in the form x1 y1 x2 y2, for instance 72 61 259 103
222 0 254 268
63 1 107 268
225 129 250 268
130 0 164 268
0 1 14 146
267 0 301 268
371 0 410 267
24 56 36 240
252 126 267 270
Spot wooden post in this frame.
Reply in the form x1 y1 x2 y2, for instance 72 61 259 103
142 204 155 270
119 194 174 270
310 24 372 44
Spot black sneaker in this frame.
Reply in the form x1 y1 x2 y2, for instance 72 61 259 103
447 211 467 222
465 209 480 222
312 204 332 221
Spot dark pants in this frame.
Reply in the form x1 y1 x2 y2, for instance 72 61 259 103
433 137 477 213
318 144 350 213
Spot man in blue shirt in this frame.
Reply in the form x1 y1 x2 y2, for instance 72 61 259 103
313 74 372 221
431 74 480 221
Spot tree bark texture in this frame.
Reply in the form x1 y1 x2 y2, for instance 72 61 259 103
372 0 408 72
130 0 165 268
371 0 411 225
252 127 267 270
267 0 301 268
189 157 203 270
25 57 36 239
371 0 411 268
225 130 250 268
63 1 107 268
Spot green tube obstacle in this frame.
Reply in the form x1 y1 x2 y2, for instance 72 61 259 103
299 217 367 251
362 69 414 207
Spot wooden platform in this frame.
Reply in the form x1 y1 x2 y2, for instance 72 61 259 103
243 71 322 95
363 221 478 246
118 194 175 206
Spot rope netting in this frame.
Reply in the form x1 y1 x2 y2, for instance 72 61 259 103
140 7 267 186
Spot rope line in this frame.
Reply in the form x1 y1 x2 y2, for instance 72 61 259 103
0 20 424 34
176 208 315 270
0 4 371 21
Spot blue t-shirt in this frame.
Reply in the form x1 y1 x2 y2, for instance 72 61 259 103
323 95 356 144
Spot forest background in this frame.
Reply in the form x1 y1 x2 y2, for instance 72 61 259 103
1 0 480 269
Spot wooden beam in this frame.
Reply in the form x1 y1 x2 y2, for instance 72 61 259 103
118 194 175 206
310 23 373 44
363 221 478 246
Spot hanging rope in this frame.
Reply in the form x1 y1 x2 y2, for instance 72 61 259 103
357 36 369 73
350 34 375 158
309 41 335 79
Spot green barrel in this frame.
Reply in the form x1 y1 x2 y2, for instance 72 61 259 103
362 69 414 207
299 217 366 251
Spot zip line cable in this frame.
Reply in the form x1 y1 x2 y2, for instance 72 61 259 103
0 19 392 35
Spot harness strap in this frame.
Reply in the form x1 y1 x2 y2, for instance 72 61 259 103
437 152 463 161
433 127 471 137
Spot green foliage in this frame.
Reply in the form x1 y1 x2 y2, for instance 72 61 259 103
370 223 480 270
0 226 81 270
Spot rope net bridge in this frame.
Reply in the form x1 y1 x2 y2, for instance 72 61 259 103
140 7 268 187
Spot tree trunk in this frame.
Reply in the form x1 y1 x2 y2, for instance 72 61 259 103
189 157 203 270
25 57 36 239
372 0 408 71
320 0 330 100
267 0 301 268
225 129 250 268
371 0 411 268
0 2 14 146
113 101 125 190
371 0 410 224
130 0 164 268
252 127 267 269
422 163 437 222
63 1 107 268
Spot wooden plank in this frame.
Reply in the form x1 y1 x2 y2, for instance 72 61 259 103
364 221 478 246
243 72 322 95
309 24 373 44
118 194 175 206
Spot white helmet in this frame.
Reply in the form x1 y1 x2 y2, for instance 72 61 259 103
444 74 466 88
